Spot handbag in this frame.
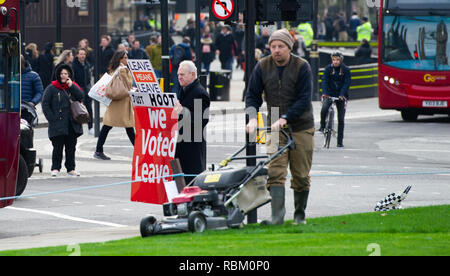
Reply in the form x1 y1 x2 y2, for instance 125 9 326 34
64 90 90 124
104 68 131 101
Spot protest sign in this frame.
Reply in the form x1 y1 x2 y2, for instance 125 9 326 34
128 59 162 94
128 59 179 205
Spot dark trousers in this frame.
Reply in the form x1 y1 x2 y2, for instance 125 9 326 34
83 93 93 129
95 125 135 153
220 57 233 71
50 124 77 172
320 98 346 144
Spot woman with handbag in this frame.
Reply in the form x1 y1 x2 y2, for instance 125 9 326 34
42 64 84 177
93 50 135 160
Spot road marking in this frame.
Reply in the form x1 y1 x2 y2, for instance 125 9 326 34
6 207 127 228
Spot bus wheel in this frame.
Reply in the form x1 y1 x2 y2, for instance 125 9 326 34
16 155 29 196
401 110 418 122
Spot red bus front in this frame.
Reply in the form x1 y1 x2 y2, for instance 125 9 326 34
378 0 450 121
0 0 21 208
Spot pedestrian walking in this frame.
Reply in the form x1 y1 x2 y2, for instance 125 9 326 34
93 50 135 161
348 12 362 41
21 55 43 107
148 36 162 78
215 25 238 71
170 37 192 94
41 64 84 177
78 38 95 69
52 49 74 81
245 29 315 225
73 47 94 135
357 17 373 42
37 42 55 89
99 35 115 76
200 26 215 75
24 43 39 71
129 40 149 60
355 39 372 64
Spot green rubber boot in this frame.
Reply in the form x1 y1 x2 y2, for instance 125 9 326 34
261 186 285 225
293 190 309 225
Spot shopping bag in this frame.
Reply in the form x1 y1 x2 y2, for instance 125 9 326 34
88 73 113 106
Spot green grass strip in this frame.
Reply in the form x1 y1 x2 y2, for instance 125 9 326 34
1 205 448 256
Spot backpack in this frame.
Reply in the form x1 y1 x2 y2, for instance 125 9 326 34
171 45 186 68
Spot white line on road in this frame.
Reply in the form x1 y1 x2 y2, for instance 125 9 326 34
6 207 128 228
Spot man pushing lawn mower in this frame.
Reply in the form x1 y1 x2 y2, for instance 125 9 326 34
245 29 315 225
140 125 296 237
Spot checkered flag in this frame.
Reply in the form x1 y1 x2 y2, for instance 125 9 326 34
375 186 412 211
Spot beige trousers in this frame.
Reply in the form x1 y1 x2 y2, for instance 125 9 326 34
266 127 315 192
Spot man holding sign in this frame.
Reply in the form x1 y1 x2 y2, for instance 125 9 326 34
174 61 210 184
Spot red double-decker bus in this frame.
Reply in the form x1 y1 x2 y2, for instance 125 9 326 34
378 0 450 121
0 0 20 208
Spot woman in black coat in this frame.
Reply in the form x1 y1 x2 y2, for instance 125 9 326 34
41 64 84 177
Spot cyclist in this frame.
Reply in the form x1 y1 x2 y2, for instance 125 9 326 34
319 51 351 147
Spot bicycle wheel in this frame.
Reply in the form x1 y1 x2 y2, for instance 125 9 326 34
325 110 334 148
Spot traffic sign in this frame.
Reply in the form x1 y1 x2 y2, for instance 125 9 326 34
210 0 238 21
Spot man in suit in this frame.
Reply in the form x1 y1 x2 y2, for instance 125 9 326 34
173 61 210 184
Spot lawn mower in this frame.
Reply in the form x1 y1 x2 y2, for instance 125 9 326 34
140 126 295 237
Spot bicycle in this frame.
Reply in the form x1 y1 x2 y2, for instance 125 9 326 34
322 97 340 149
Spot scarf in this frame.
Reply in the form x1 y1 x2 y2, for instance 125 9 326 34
51 80 82 91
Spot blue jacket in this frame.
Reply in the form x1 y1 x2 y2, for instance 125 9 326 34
321 64 351 99
21 64 44 105
169 43 192 65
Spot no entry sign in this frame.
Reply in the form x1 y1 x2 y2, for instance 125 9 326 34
210 0 236 21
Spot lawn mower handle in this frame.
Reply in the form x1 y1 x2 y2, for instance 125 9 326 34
217 126 294 169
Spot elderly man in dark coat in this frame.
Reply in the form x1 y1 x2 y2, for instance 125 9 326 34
174 60 210 184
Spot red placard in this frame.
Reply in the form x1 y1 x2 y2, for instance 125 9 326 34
131 104 178 204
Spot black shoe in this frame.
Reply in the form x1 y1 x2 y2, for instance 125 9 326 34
318 127 324 133
94 152 111 160
337 143 344 148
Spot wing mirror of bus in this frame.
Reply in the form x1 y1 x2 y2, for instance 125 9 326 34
6 37 19 57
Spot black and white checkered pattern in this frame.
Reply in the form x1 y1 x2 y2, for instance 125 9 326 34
374 186 412 212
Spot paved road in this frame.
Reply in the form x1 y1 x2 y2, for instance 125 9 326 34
1 96 449 252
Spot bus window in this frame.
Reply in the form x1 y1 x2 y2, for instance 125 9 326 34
382 16 450 71
7 37 20 112
0 41 4 111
